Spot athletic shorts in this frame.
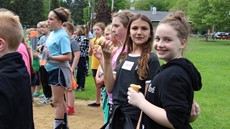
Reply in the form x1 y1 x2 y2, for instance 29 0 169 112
92 69 97 77
47 68 66 87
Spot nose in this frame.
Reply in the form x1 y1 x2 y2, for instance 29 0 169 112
111 27 116 34
157 40 164 48
137 28 142 35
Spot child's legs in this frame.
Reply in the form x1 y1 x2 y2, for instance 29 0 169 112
92 69 101 104
52 86 66 118
96 85 101 104
67 90 75 107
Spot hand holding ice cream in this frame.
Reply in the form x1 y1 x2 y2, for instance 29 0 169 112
127 85 145 108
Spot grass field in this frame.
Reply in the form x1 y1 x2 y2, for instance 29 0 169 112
76 37 230 128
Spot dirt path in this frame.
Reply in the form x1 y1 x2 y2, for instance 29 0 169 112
33 98 104 129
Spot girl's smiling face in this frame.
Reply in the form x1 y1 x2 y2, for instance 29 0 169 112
154 23 186 63
129 18 151 46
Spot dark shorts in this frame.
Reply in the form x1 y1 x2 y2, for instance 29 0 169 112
92 69 97 77
31 71 40 86
47 68 66 87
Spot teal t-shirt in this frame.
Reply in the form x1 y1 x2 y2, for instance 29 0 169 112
45 28 71 72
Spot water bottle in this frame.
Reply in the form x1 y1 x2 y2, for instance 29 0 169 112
40 47 49 66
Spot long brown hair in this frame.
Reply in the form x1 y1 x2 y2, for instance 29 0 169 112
121 14 154 80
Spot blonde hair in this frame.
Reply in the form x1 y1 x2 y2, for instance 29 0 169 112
105 24 112 33
40 21 49 28
112 10 135 28
160 11 190 40
26 28 36 36
75 25 84 36
93 22 106 32
0 8 23 50
62 22 74 35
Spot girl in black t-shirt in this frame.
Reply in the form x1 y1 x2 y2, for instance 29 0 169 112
101 14 160 129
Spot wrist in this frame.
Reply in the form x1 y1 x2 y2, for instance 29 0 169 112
47 55 52 60
138 98 147 109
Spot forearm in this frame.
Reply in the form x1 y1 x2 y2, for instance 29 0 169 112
99 57 104 71
71 52 80 70
88 47 93 56
71 57 79 70
139 100 174 129
103 59 115 93
51 53 71 62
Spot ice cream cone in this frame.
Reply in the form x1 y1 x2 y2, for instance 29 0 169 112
97 36 106 45
94 44 100 50
130 84 141 92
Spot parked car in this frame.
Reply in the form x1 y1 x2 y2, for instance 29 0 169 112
214 32 224 39
214 32 230 40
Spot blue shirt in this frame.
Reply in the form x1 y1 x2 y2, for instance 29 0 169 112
45 28 71 72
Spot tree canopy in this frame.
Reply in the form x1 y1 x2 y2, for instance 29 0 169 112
0 0 228 32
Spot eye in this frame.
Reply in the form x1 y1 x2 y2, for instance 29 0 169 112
141 27 149 31
131 26 138 30
155 37 160 42
113 24 119 28
164 38 171 43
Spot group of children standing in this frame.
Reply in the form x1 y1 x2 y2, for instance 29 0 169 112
90 10 202 129
0 6 202 129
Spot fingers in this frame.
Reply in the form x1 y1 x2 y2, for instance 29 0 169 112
101 40 113 53
194 102 200 115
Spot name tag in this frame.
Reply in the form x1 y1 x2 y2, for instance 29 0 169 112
121 61 134 71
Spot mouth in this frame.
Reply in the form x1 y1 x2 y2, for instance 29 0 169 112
157 49 167 55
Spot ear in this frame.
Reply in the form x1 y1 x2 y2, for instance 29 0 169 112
0 38 6 52
180 39 186 49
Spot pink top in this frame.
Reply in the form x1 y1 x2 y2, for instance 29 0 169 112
112 47 123 69
17 43 31 76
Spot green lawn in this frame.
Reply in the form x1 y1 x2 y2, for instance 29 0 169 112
185 38 230 129
76 37 230 128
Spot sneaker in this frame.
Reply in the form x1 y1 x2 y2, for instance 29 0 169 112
86 72 90 76
87 102 100 107
33 92 40 97
68 106 76 115
75 87 84 92
37 98 52 105
39 94 45 98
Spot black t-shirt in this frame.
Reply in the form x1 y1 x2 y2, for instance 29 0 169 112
113 52 160 120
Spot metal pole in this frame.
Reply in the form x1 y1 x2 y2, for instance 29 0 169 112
90 0 95 31
49 0 50 11
111 0 114 12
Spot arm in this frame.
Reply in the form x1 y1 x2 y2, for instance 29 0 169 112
127 88 174 129
189 100 200 122
103 59 115 92
102 40 115 93
50 52 72 62
71 50 80 70
95 65 104 88
139 96 174 128
88 40 93 56
93 46 104 70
